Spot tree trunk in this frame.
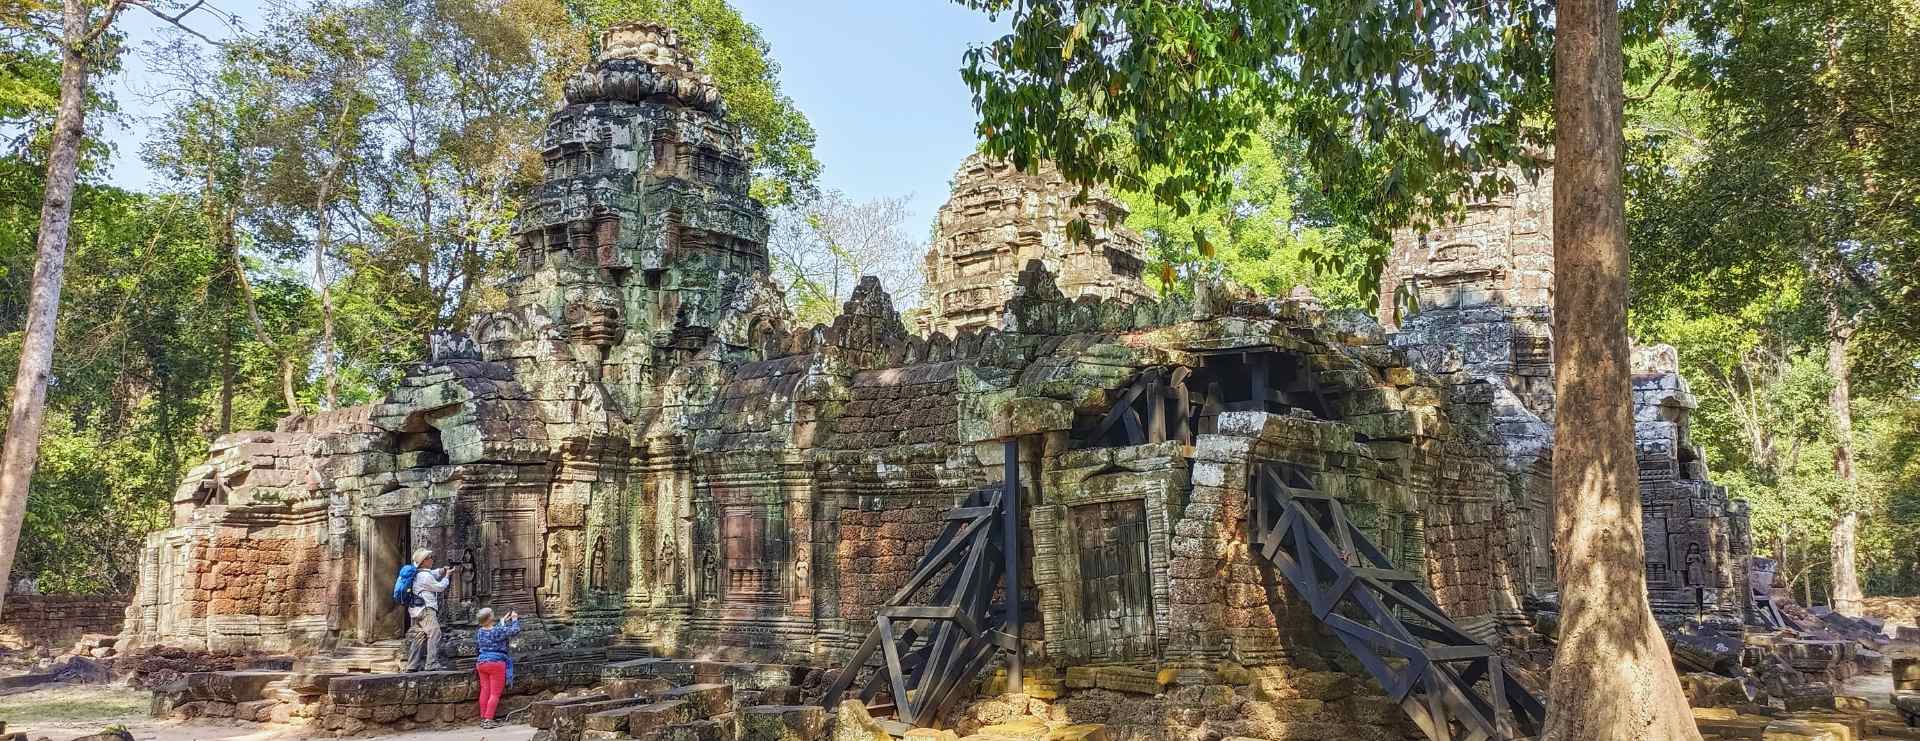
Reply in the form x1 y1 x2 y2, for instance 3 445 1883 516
225 209 301 414
314 182 337 410
205 160 235 436
218 325 233 435
1540 0 1701 738
1827 301 1862 614
312 95 359 411
0 4 92 613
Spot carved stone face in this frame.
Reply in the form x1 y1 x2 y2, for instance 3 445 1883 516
564 300 626 349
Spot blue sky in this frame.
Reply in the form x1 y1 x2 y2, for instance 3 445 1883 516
104 0 1008 234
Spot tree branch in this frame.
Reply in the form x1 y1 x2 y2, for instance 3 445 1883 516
119 0 231 47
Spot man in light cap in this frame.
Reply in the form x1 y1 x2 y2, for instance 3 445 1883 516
403 548 455 672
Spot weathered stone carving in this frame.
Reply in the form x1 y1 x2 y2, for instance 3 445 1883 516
1377 166 1558 636
920 154 1153 335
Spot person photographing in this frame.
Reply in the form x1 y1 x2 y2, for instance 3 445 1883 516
398 549 455 672
473 608 522 728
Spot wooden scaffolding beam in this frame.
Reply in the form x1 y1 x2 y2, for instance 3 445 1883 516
1250 461 1548 741
821 486 1017 728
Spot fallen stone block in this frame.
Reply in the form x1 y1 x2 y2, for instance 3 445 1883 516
552 697 661 741
664 718 735 741
832 700 891 741
1782 684 1837 712
625 699 694 737
662 682 736 717
974 717 1049 740
286 672 344 694
585 706 637 734
79 633 118 649
529 693 611 728
607 676 674 699
1760 719 1850 741
1088 666 1162 695
1787 712 1865 739
235 698 277 722
62 731 132 741
737 704 827 741
753 686 803 706
1045 724 1108 741
1695 707 1740 721
1694 712 1772 739
1868 710 1920 740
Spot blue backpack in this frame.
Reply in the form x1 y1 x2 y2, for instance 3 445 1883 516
392 564 424 607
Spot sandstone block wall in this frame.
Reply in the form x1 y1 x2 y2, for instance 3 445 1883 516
0 594 128 650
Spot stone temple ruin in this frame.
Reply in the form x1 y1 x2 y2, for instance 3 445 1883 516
106 22 1859 741
919 154 1153 336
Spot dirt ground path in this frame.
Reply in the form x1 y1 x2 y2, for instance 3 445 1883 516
0 684 534 741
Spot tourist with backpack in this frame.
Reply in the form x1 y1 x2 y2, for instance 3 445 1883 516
472 607 521 728
398 548 454 672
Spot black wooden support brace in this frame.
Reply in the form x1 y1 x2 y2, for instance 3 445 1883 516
820 485 1019 729
1003 438 1023 694
1250 461 1549 741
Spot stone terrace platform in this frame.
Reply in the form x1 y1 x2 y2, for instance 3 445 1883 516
156 656 828 738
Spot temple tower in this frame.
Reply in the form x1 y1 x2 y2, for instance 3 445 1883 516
508 22 770 357
919 154 1152 334
1380 166 1558 624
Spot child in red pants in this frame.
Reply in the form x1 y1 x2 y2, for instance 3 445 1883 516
473 608 521 728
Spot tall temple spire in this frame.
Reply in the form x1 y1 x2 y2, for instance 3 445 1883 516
510 22 769 355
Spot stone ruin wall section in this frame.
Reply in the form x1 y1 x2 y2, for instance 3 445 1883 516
114 24 1754 690
1 594 129 651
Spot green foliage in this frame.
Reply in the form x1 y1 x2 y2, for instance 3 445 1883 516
0 34 61 152
1633 0 1920 377
1624 0 1920 599
0 156 281 594
1109 122 1377 307
954 0 1590 298
564 0 819 204
0 15 121 168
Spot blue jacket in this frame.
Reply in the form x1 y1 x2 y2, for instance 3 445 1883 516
475 618 520 685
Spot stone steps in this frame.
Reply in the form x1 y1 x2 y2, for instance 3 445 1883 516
156 656 1124 741
294 640 406 673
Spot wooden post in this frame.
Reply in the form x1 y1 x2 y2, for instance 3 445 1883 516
1002 438 1022 694
1248 352 1270 411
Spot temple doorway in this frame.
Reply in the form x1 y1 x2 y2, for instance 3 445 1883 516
357 514 411 643
1074 499 1156 661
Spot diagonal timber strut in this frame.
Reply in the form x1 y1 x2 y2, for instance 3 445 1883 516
1250 461 1548 741
822 487 1014 728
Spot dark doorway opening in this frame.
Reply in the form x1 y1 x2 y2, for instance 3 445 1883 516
362 514 412 642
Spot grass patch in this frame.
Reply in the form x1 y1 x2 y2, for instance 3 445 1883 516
0 683 147 724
